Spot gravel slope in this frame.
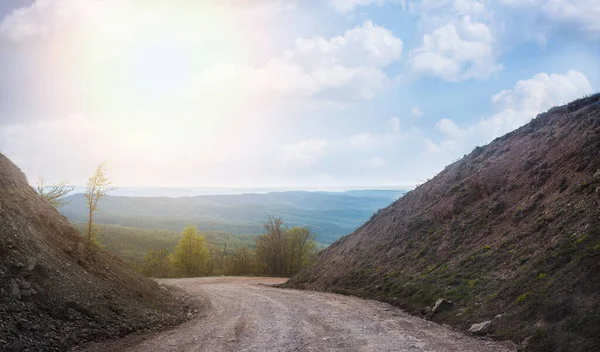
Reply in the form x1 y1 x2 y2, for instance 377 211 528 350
83 277 515 352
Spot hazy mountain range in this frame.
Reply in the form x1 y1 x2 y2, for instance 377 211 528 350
60 189 406 244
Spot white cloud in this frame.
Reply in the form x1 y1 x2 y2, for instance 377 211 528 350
278 139 329 167
411 107 423 117
498 0 600 37
205 20 404 102
411 16 501 82
435 118 462 138
285 20 403 69
480 70 593 136
0 3 404 132
329 0 385 13
424 70 593 161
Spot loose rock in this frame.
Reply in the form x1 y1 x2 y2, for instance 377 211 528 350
468 320 492 335
10 280 21 300
432 298 452 314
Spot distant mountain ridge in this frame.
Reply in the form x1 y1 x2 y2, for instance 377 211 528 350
60 190 406 244
63 187 409 198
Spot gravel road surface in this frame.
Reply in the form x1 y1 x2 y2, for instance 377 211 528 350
83 277 515 352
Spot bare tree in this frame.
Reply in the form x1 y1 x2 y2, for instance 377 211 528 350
36 177 74 208
84 163 116 244
256 217 318 276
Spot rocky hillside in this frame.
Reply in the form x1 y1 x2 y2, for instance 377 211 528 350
0 154 192 351
289 94 600 352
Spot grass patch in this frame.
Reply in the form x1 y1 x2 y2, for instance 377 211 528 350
516 291 530 304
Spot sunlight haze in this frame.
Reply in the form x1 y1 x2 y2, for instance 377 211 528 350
0 0 598 188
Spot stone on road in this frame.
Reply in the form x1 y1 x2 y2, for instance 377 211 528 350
83 277 515 352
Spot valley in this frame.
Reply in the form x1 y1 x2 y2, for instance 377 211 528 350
59 190 405 245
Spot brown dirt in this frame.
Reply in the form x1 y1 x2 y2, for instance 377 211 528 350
288 93 600 352
82 276 516 352
0 153 191 351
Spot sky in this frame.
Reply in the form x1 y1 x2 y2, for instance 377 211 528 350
0 0 598 188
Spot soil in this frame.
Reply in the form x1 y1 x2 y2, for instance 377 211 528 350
0 153 191 351
288 94 600 352
82 277 515 352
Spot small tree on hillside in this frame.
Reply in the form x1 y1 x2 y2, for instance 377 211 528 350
171 226 209 277
231 246 253 275
84 163 116 245
287 226 317 274
256 217 288 275
36 177 74 208
142 248 171 278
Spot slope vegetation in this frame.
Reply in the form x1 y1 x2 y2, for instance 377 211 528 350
0 154 190 351
289 94 600 351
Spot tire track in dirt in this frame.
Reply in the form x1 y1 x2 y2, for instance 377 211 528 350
82 277 516 352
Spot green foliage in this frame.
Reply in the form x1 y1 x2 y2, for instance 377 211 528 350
171 226 209 277
256 218 318 276
84 163 116 242
482 244 492 252
537 272 547 280
36 178 74 208
516 291 530 303
142 249 171 277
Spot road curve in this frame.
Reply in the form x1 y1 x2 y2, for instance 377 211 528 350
84 277 515 352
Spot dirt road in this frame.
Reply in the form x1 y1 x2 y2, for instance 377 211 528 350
84 277 515 352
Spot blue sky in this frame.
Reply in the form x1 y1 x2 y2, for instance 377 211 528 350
0 0 598 188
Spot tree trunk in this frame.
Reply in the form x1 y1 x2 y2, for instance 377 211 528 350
87 206 93 241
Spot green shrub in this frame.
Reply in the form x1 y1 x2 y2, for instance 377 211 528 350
516 291 530 303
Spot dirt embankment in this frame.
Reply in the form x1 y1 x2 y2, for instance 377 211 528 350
0 153 192 351
83 277 515 352
288 94 600 352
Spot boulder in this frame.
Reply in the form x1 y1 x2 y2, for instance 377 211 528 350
26 258 38 272
432 298 452 314
10 280 21 300
469 320 492 335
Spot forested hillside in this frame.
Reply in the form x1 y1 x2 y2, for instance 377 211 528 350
289 94 600 351
70 222 257 266
60 190 404 244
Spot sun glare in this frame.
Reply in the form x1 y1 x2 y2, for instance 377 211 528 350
127 40 192 100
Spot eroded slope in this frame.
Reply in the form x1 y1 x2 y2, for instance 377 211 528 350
289 94 600 351
0 154 190 351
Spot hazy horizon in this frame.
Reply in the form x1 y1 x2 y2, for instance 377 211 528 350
47 185 412 198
